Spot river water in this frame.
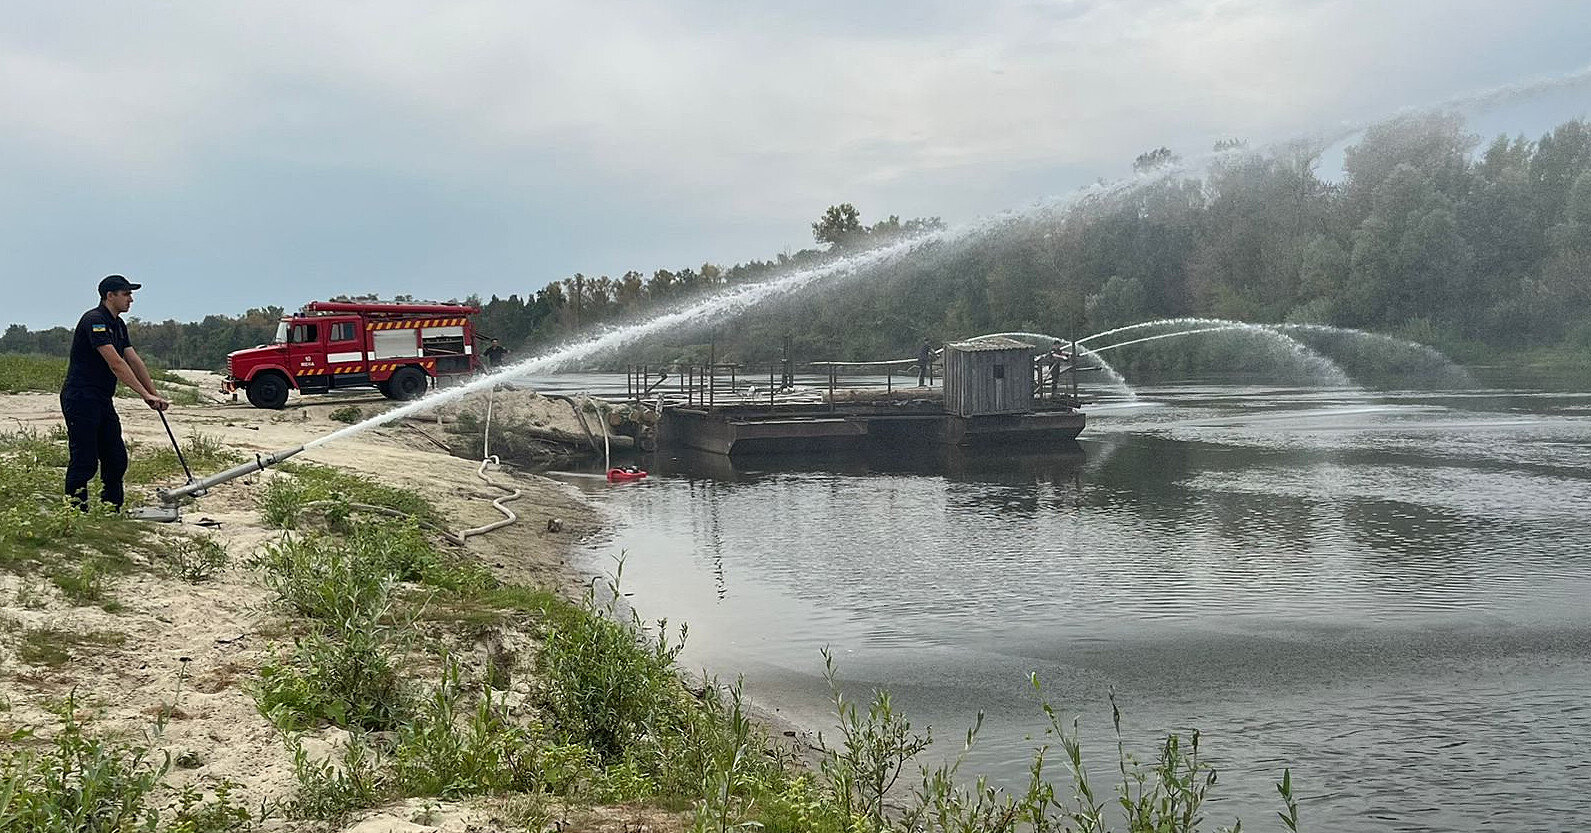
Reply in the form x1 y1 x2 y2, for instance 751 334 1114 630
554 382 1591 832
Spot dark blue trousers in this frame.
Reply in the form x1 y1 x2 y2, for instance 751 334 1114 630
60 392 128 510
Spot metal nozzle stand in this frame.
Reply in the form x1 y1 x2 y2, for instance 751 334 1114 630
129 445 307 523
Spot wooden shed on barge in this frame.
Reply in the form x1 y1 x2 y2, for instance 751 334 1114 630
943 336 1036 417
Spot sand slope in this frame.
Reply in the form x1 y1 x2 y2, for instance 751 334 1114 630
0 380 608 830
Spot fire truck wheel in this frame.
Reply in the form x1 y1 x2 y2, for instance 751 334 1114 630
389 366 429 400
246 372 290 409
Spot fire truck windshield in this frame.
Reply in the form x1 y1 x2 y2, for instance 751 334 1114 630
274 322 288 344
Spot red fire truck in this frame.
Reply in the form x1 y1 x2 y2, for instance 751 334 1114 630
225 301 482 409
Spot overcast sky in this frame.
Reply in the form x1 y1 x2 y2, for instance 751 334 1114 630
4 0 1590 329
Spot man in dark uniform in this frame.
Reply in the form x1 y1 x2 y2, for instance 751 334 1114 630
1045 340 1071 397
61 275 170 510
917 338 934 387
484 338 509 368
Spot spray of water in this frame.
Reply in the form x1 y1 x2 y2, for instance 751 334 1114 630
1101 321 1353 387
1272 323 1474 387
306 175 1161 450
1301 62 1591 158
309 244 923 447
1079 317 1353 386
1086 326 1251 352
1081 317 1471 388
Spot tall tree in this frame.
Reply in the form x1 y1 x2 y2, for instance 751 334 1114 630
812 203 865 250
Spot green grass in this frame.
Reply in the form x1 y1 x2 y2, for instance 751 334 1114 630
48 559 113 606
0 700 168 832
0 352 206 403
247 514 789 823
162 534 230 582
420 583 578 633
0 694 266 832
0 429 145 569
0 354 66 393
126 431 240 485
262 462 446 530
255 624 410 733
329 404 364 424
0 427 217 611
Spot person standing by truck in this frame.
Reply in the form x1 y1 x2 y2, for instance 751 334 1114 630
484 338 510 368
61 275 169 511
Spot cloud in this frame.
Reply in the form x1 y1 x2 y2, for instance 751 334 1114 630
3 0 1590 327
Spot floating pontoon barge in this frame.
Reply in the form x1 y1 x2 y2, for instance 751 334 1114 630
630 336 1086 456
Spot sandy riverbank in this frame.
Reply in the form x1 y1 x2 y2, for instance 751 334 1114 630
0 379 618 830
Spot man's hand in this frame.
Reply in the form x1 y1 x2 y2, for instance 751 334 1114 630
144 392 171 412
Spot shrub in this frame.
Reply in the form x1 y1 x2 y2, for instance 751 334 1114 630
0 696 169 832
254 530 398 623
329 405 363 424
534 567 690 764
254 625 409 732
164 534 230 582
389 658 542 797
261 463 444 530
284 734 385 822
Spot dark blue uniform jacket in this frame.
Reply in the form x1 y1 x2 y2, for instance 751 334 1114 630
64 305 131 400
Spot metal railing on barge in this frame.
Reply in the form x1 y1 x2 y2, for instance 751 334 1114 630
623 357 1084 414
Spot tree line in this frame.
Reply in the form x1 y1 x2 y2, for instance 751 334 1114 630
4 112 1588 371
704 113 1591 367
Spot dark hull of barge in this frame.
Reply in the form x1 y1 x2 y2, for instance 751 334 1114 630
659 403 1085 456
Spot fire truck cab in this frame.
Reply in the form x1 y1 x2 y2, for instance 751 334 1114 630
226 301 481 409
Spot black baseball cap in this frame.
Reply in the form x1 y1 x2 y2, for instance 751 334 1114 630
98 275 142 296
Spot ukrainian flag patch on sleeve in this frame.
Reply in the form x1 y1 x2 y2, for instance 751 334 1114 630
91 324 108 333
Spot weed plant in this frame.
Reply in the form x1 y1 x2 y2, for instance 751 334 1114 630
255 623 410 732
251 517 500 738
125 432 239 485
750 669 1301 833
163 535 229 582
254 520 488 616
166 780 267 833
0 429 148 601
815 647 931 831
284 734 386 823
261 463 444 529
389 658 540 797
328 404 363 424
253 528 401 623
533 566 790 805
0 696 168 832
534 567 691 764
252 525 415 731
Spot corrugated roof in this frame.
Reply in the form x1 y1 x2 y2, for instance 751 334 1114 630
947 336 1035 352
